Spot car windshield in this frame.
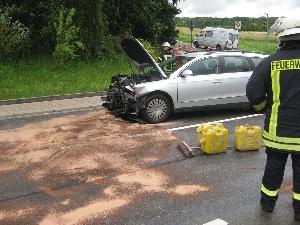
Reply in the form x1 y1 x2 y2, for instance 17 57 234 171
158 55 195 75
199 31 205 36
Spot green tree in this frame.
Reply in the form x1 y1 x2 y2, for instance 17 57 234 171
64 0 110 58
175 16 277 32
0 0 182 58
103 0 180 43
53 7 83 64
0 8 30 60
0 0 60 54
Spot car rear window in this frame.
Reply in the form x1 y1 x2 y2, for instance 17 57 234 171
187 57 219 75
251 57 264 68
223 56 251 73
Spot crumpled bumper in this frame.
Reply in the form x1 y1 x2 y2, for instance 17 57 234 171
102 87 138 116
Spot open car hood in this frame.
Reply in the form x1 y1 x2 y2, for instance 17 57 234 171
117 36 167 79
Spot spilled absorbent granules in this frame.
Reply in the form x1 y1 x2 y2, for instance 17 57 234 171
0 110 210 225
0 111 176 178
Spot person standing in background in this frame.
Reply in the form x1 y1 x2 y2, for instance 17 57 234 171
158 42 173 62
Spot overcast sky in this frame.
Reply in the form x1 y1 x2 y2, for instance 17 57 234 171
177 0 300 18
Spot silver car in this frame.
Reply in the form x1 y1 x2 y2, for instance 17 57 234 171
103 36 268 123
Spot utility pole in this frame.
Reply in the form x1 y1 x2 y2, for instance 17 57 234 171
265 13 269 53
190 20 194 47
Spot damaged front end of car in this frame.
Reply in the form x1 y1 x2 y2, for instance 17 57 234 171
102 71 163 121
102 36 167 121
102 75 138 116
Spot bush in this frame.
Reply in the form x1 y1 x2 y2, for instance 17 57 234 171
53 8 84 64
0 9 30 61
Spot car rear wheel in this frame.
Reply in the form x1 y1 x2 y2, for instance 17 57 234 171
193 41 200 48
141 94 171 123
216 44 222 51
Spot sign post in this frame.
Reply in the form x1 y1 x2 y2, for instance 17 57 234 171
264 13 269 53
190 20 194 47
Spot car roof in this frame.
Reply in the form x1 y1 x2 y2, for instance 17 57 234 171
204 27 237 32
183 51 268 59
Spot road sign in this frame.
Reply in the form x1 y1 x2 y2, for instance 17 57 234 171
190 20 194 31
235 21 241 30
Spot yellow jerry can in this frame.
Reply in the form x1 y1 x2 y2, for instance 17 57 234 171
235 124 262 151
197 123 228 154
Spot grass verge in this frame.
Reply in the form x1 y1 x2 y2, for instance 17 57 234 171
239 31 278 54
0 54 132 100
238 39 277 54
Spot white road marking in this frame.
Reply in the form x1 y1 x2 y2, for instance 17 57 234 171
203 218 228 225
168 114 264 131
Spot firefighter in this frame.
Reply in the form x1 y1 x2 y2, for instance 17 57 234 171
158 42 173 62
246 17 300 220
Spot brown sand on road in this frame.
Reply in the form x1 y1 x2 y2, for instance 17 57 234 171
39 199 129 225
280 181 293 194
172 185 210 195
0 208 36 221
0 110 210 224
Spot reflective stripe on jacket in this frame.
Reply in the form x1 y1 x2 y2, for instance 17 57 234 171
246 46 300 152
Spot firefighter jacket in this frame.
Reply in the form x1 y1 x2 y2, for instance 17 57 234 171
246 43 300 152
158 50 173 62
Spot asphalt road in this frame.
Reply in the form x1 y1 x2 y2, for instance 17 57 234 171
0 107 298 225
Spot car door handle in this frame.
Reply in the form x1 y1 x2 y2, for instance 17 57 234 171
213 80 222 84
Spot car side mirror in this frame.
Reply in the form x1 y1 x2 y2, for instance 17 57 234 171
181 69 193 77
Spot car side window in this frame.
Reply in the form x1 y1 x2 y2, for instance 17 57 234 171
251 57 264 68
186 57 219 75
223 56 250 73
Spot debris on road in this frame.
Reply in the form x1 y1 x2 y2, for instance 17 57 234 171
0 110 211 225
177 141 196 158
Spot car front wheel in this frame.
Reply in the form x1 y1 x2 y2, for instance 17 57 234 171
141 94 171 123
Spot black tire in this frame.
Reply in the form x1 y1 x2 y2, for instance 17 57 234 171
140 94 171 123
193 41 200 48
216 44 222 51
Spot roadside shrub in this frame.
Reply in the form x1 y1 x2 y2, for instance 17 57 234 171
0 9 30 61
93 34 118 59
53 8 84 64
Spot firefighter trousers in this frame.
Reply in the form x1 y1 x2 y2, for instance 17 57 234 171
261 147 300 210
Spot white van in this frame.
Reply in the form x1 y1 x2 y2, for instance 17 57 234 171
193 27 239 50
